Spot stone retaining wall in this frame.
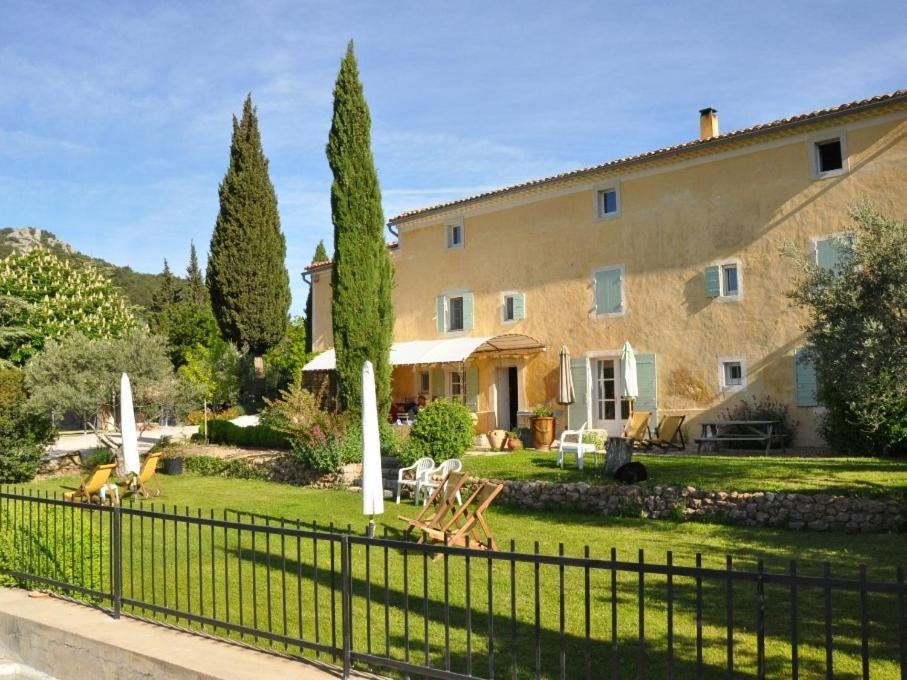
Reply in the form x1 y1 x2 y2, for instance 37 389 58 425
478 479 906 533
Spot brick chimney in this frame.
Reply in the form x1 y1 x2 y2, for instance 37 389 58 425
699 107 719 140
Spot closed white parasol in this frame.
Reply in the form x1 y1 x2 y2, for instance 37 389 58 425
361 361 384 535
620 341 638 401
120 373 140 476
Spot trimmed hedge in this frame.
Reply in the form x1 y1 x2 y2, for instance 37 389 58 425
206 419 291 450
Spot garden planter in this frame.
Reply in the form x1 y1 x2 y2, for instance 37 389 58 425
162 457 183 475
530 416 556 450
487 429 506 451
506 437 523 451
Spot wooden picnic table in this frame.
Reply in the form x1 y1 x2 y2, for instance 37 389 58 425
694 420 785 455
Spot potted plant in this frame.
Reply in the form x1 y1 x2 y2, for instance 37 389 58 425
529 404 556 450
505 431 523 451
161 453 184 475
487 429 507 451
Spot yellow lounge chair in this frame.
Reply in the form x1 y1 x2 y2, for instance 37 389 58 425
122 452 162 499
63 462 118 504
623 411 652 448
648 414 687 451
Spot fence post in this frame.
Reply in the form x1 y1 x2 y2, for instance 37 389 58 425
111 505 122 619
340 534 352 679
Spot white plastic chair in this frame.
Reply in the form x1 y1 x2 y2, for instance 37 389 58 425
396 457 434 504
418 458 463 505
557 422 602 471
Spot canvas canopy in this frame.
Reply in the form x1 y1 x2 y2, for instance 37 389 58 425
303 334 545 371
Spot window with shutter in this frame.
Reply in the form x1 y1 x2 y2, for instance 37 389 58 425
704 266 720 298
795 348 819 407
815 236 852 275
635 354 657 430
502 292 525 322
594 267 624 316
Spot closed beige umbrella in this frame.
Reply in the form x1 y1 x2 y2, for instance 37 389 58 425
557 345 575 428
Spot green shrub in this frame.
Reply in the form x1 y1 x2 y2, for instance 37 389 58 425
0 506 105 601
292 420 362 473
185 405 245 426
182 455 268 480
0 366 55 483
407 399 475 461
721 395 798 447
81 447 114 469
207 419 290 449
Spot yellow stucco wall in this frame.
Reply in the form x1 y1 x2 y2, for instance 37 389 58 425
311 108 907 445
310 266 334 353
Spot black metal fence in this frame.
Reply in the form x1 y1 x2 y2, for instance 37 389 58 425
1 486 906 679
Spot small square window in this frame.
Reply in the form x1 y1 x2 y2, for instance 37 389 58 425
815 139 843 174
722 264 739 296
723 361 743 386
446 223 463 249
448 296 464 331
598 189 618 217
419 372 430 394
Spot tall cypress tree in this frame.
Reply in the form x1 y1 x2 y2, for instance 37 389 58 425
208 95 290 362
327 42 394 413
304 241 328 354
185 241 206 306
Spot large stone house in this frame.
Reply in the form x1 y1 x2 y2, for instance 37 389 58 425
304 88 907 446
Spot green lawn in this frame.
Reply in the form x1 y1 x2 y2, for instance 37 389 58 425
463 450 907 499
8 473 906 679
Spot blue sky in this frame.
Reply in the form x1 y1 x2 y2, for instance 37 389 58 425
2 1 905 313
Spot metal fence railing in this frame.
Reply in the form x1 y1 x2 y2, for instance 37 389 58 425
1 486 906 679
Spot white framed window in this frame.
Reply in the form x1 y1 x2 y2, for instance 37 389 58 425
446 221 464 249
437 291 473 334
720 260 742 299
718 357 746 391
594 183 621 220
593 265 626 317
810 131 848 179
448 371 463 399
812 234 853 274
419 371 430 394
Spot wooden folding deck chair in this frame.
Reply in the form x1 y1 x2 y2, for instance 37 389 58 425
648 414 686 451
121 452 162 499
398 471 470 539
62 462 118 503
623 411 652 449
417 481 504 555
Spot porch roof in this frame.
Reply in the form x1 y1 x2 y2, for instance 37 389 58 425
302 334 545 372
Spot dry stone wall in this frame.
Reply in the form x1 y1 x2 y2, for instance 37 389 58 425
477 479 905 533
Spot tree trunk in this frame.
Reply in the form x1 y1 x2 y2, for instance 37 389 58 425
604 436 633 476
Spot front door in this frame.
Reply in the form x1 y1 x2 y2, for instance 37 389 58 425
496 367 519 431
593 358 630 435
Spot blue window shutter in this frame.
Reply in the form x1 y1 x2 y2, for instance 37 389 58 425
431 369 445 400
595 269 622 314
465 367 479 411
705 266 720 298
635 354 657 429
795 348 819 407
512 293 525 320
436 296 446 333
567 357 591 429
463 292 475 330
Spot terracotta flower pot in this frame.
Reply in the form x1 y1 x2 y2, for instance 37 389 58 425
530 416 556 450
506 437 523 451
487 429 507 451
